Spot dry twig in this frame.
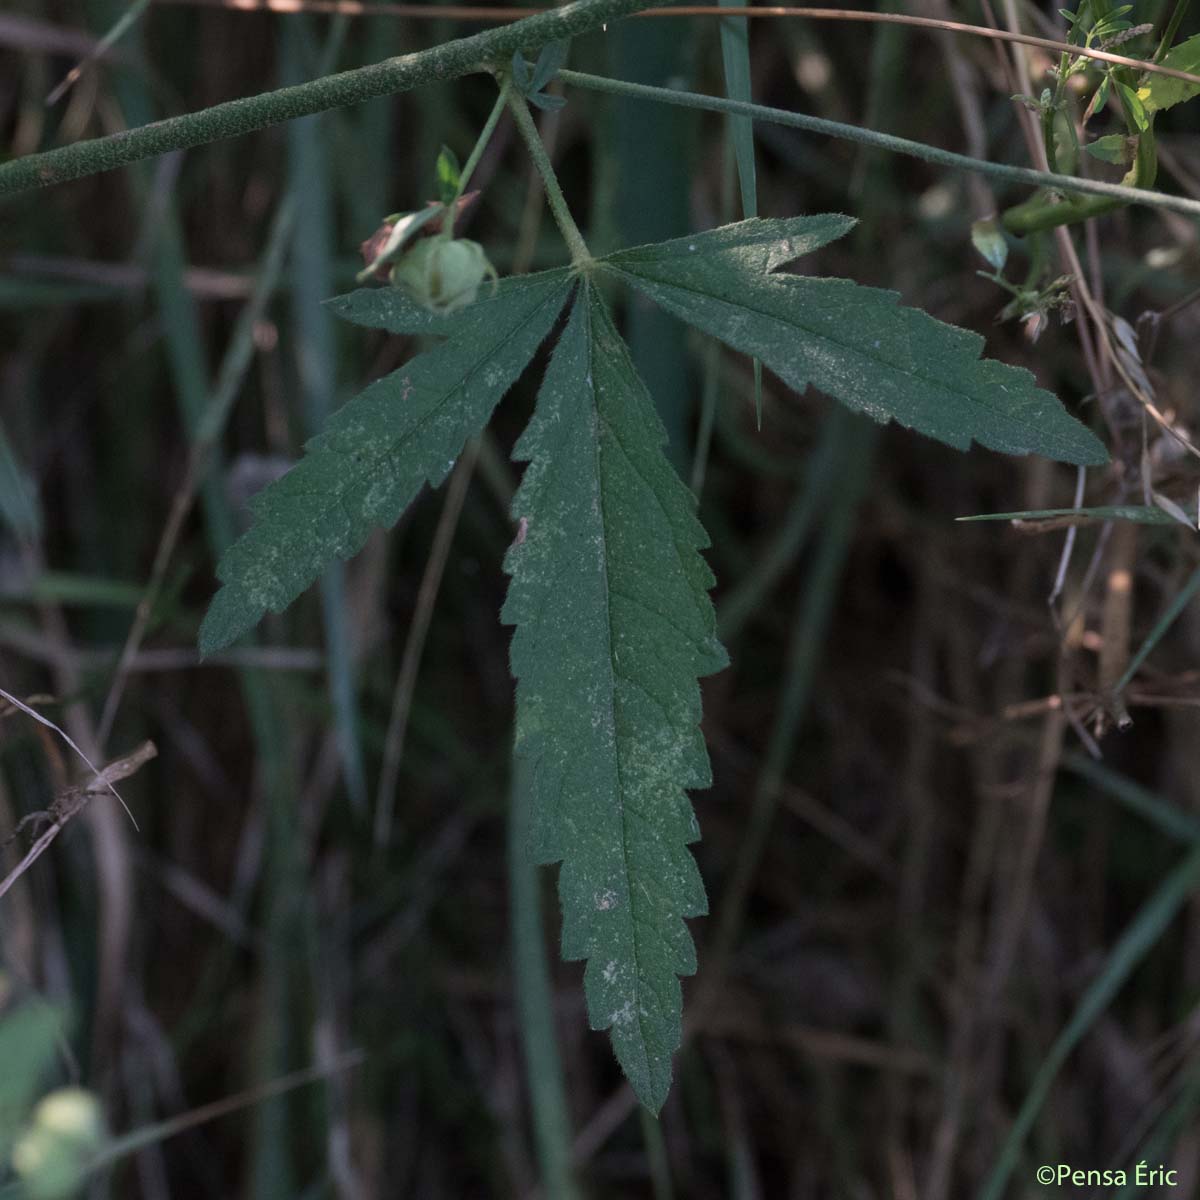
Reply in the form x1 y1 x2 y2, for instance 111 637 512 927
0 740 157 901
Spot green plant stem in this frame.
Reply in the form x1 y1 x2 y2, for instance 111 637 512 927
45 0 152 106
557 69 1200 224
1003 35 1160 237
440 79 510 241
0 0 661 199
1040 99 1060 176
1001 131 1157 231
446 78 511 243
509 753 581 1200
507 87 591 266
1113 561 1200 695
1059 751 1200 844
639 1106 676 1200
453 79 511 214
1154 0 1193 61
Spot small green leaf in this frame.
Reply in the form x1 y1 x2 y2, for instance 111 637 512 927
1115 79 1149 131
503 283 726 1113
1139 32 1200 112
199 270 572 655
527 90 567 112
435 144 461 207
513 40 569 110
970 218 1009 271
513 40 568 107
603 217 1108 467
1084 133 1132 164
529 39 569 93
511 50 533 93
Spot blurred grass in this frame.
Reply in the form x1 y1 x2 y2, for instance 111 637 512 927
980 839 1200 1200
3 2 1200 1197
508 754 579 1200
283 15 368 815
604 20 693 470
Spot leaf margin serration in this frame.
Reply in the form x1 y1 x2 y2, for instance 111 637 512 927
199 269 573 655
501 280 727 1112
603 216 1109 468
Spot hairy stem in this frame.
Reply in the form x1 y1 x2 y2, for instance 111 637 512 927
459 78 510 196
445 77 511 237
558 69 1200 225
507 86 591 266
0 0 662 199
1002 125 1158 235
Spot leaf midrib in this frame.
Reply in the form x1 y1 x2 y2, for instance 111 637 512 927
582 290 656 1083
605 263 1087 458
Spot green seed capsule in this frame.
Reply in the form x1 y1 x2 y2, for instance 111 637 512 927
391 238 497 314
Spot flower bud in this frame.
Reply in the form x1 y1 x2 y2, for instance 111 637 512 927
391 238 496 314
12 1088 106 1200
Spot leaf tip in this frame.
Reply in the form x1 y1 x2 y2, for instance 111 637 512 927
198 587 252 659
614 1040 674 1116
1067 427 1111 468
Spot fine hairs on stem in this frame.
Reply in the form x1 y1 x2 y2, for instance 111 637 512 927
505 84 592 267
555 70 1200 225
0 0 661 197
445 79 511 237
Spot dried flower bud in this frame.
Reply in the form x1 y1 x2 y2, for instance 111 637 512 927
358 193 482 283
391 238 497 314
359 219 399 282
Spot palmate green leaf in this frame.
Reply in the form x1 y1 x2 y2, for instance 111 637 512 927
1138 32 1200 113
602 216 1109 467
1084 133 1133 165
199 270 572 654
502 282 727 1113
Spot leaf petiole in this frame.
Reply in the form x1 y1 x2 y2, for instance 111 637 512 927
444 78 512 238
506 84 592 269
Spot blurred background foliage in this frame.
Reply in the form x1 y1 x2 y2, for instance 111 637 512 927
3 0 1200 1196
